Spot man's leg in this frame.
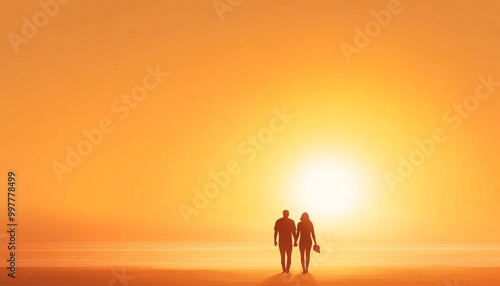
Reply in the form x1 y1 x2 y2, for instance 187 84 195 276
279 244 286 272
285 245 292 272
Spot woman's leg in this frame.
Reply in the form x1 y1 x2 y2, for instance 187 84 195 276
299 244 306 273
305 243 312 273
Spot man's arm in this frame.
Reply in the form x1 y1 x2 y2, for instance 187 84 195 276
274 230 278 246
293 222 299 247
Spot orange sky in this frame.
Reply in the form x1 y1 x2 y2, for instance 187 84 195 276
1 0 500 242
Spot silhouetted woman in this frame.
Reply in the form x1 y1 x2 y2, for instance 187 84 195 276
295 212 317 274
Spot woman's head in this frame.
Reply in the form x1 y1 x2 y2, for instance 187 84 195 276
300 212 310 222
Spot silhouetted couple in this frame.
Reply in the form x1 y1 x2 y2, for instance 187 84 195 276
274 210 317 274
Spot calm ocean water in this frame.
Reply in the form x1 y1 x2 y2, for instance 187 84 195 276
18 241 500 268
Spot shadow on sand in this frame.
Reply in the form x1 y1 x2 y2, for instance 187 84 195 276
257 273 318 286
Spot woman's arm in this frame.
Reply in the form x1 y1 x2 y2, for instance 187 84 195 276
312 224 317 245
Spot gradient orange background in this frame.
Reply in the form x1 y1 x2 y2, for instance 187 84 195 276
1 0 500 246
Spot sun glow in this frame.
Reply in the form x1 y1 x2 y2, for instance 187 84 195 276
293 159 365 218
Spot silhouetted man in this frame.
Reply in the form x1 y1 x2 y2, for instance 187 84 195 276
274 210 296 273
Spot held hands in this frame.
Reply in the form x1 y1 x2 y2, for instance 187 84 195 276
294 242 298 247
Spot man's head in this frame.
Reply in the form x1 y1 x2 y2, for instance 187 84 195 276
283 210 289 218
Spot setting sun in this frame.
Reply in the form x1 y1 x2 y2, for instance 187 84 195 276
293 159 365 217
